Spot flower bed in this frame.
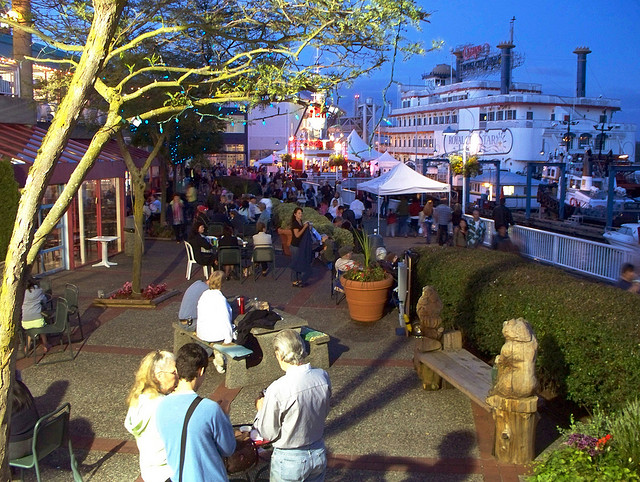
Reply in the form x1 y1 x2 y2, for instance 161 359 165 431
530 399 640 480
93 282 178 308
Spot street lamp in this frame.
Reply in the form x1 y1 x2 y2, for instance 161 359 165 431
443 126 482 212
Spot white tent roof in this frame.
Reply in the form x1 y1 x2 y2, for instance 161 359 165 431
254 154 276 165
359 162 450 196
254 148 288 165
346 130 381 161
371 151 401 169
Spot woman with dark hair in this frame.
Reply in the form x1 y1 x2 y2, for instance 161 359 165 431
21 277 50 353
187 221 216 270
218 225 242 280
9 377 39 460
289 207 313 287
453 218 469 248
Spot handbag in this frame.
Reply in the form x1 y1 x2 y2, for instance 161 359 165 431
225 430 258 474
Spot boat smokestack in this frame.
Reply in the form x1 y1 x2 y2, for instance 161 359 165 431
453 49 463 83
498 41 515 94
573 47 591 98
581 149 593 191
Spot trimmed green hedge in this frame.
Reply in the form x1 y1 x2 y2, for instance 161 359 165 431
271 200 353 248
217 176 262 197
413 247 640 410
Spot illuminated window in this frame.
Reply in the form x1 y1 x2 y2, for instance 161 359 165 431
502 185 515 196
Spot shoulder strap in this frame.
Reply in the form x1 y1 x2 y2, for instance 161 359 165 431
179 396 203 482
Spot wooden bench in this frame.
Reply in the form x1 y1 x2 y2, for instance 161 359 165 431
414 348 493 411
173 310 330 389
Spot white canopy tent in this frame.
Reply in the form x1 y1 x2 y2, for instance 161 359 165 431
254 154 276 165
254 148 288 166
358 162 450 232
369 151 400 175
346 130 381 161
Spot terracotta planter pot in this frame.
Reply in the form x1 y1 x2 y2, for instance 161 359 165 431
340 274 394 322
277 228 293 256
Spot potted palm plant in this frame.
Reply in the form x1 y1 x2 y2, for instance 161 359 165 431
340 229 393 322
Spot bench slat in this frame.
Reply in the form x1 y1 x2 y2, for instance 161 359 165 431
416 350 493 411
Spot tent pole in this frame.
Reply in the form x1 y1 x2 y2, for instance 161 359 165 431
377 195 381 234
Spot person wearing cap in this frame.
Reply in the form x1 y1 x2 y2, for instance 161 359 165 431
193 204 209 228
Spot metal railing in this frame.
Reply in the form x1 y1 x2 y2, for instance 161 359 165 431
473 216 636 282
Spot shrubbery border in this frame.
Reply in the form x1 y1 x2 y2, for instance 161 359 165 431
413 247 640 409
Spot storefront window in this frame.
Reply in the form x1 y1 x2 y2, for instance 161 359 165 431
33 185 66 275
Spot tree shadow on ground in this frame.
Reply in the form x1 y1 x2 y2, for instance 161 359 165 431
325 430 477 481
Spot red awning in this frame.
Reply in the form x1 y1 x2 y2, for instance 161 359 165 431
2 123 156 187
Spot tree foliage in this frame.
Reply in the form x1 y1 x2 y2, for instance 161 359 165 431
0 0 432 476
0 159 20 261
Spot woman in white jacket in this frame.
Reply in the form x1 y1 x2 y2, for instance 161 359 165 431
125 350 178 481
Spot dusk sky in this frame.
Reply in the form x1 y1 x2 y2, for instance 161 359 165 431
339 0 640 127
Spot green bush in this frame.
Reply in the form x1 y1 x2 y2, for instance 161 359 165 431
414 247 640 410
530 401 640 480
610 398 640 472
0 159 20 260
217 176 262 197
271 200 353 247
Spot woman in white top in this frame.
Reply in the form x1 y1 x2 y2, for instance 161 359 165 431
328 199 340 219
125 350 178 482
196 270 234 373
196 270 234 344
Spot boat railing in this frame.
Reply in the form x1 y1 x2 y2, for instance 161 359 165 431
472 216 636 282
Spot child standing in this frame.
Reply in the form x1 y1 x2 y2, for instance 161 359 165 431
386 209 397 237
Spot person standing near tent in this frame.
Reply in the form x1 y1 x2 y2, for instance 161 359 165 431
396 197 410 237
433 199 452 246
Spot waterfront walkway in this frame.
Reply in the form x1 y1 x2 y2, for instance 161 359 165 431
14 233 553 481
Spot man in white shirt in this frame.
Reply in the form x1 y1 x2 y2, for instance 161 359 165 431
255 330 331 481
349 196 365 227
252 222 273 276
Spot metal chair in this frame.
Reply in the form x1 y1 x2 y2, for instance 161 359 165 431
330 264 346 305
10 403 83 482
218 246 242 279
242 223 257 239
25 298 75 365
184 242 210 280
251 246 277 280
208 223 225 237
63 284 83 340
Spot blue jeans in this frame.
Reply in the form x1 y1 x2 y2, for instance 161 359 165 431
270 440 326 482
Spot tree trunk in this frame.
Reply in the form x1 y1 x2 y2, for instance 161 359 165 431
131 174 146 295
0 2 125 478
116 132 166 296
159 159 168 225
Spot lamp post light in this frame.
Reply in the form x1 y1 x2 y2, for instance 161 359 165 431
442 126 482 214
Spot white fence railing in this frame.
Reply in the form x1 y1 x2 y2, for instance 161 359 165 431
474 216 636 282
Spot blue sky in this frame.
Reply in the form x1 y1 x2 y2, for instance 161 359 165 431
338 0 640 126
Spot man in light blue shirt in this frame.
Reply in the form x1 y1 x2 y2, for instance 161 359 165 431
255 330 331 481
177 280 208 331
157 343 236 482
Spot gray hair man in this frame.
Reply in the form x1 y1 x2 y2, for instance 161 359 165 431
254 329 331 481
